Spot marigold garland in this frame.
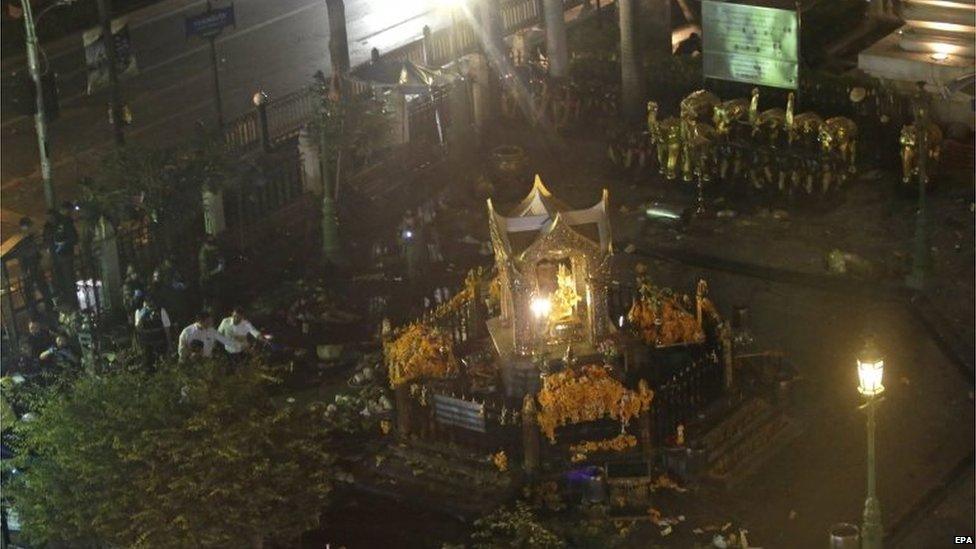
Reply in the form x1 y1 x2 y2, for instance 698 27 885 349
385 323 458 388
627 286 704 347
569 434 638 462
536 365 653 443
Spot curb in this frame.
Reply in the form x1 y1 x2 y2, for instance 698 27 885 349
885 450 975 547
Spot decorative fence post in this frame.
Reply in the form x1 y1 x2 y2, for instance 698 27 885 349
521 394 540 477
202 187 226 237
253 91 272 152
92 216 122 315
395 382 413 438
639 379 654 472
720 321 734 390
422 25 433 65
298 126 323 195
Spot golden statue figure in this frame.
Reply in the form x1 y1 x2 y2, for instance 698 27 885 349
900 122 942 187
550 264 581 321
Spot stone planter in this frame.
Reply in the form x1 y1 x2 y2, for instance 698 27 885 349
490 145 528 191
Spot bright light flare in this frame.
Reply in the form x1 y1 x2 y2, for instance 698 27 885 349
530 296 552 319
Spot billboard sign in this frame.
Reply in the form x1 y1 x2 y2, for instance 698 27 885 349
702 1 799 89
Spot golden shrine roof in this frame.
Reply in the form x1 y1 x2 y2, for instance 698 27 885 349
487 175 612 258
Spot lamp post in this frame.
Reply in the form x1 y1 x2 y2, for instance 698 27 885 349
20 0 74 209
856 339 885 549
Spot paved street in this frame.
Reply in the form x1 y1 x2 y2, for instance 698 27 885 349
1 0 453 228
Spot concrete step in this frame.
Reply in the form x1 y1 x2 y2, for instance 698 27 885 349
697 398 775 464
705 412 804 491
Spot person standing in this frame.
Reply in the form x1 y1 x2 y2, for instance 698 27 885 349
198 236 225 309
122 265 146 327
25 320 55 360
217 306 268 362
134 296 173 370
177 311 234 362
43 202 79 308
17 217 52 312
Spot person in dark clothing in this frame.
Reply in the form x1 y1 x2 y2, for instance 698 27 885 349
39 334 80 375
150 258 188 325
122 265 146 326
675 32 702 56
43 203 79 309
25 320 55 359
17 217 52 312
134 295 172 370
198 236 225 309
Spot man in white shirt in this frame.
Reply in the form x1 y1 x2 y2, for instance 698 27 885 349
217 306 268 360
178 311 234 362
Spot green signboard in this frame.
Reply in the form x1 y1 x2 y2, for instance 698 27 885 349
702 1 799 89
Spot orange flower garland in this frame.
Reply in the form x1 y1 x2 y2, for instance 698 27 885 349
536 365 653 443
627 288 704 347
385 322 458 388
569 434 638 462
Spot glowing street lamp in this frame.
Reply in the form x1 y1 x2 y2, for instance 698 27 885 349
856 338 884 549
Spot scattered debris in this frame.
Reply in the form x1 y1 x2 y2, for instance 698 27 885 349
788 509 798 520
716 209 737 218
660 525 672 536
624 243 637 253
825 249 875 278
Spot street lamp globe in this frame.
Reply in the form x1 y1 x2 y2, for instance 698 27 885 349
252 91 268 107
857 339 885 398
530 296 551 320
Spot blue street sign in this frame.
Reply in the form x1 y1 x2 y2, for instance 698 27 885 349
185 5 235 39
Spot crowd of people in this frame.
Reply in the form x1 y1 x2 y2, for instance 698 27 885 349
8 227 273 383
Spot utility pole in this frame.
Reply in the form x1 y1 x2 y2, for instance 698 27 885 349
20 0 55 209
96 0 126 145
206 0 225 127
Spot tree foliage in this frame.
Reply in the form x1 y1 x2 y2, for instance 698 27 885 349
470 502 565 549
6 356 335 548
308 73 392 171
78 133 244 240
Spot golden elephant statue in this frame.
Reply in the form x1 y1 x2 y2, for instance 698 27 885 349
818 116 858 174
788 112 823 147
680 90 721 122
752 108 786 145
687 122 719 182
646 100 660 141
657 116 682 180
712 98 750 136
900 122 942 186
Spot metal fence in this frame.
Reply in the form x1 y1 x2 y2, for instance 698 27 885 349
219 0 565 153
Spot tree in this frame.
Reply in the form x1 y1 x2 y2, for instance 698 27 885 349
78 133 243 250
307 72 391 264
470 502 565 548
5 356 335 548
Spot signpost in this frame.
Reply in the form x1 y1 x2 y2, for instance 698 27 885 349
702 1 799 90
185 3 235 127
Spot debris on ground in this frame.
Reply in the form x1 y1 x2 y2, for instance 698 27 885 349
825 249 876 278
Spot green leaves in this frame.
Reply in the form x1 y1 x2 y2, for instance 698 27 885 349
6 355 335 547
